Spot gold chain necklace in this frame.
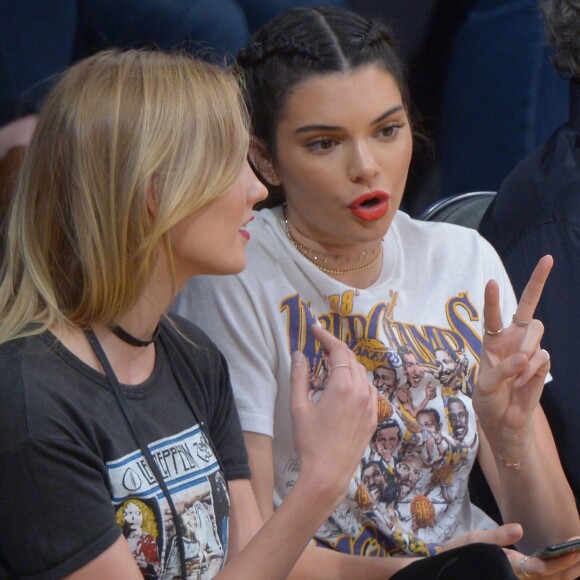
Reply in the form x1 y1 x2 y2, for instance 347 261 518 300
284 215 383 275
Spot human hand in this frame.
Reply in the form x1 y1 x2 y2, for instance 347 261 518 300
473 255 553 456
289 325 377 508
504 541 580 579
442 525 580 578
441 522 524 553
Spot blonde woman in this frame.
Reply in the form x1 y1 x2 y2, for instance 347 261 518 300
0 49 378 579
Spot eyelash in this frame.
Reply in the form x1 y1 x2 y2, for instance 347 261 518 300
304 122 406 153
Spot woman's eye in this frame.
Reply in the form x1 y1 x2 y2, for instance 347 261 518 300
379 123 404 139
306 138 336 152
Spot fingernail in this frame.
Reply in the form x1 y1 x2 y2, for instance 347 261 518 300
292 351 305 367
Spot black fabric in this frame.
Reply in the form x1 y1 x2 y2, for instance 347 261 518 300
391 542 517 579
0 316 249 578
479 79 580 510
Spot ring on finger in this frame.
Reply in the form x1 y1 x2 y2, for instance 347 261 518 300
512 314 531 327
542 348 550 363
519 554 531 578
485 326 504 336
330 363 351 372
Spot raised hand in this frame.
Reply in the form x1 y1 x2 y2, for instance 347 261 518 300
289 325 378 508
473 255 553 455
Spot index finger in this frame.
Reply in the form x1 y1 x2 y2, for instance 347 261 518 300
513 255 553 322
311 324 354 368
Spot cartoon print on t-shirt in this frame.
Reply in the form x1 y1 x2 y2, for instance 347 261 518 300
283 288 485 556
116 498 161 578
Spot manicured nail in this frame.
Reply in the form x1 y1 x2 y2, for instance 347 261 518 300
292 351 305 366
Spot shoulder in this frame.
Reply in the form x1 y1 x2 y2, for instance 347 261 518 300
392 211 496 257
161 314 226 365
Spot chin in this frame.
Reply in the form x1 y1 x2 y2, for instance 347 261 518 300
216 256 247 276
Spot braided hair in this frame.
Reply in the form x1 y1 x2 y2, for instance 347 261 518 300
236 6 410 207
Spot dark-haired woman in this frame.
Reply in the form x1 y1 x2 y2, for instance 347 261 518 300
175 6 580 578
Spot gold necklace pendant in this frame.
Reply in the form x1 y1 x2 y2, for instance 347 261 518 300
284 215 383 275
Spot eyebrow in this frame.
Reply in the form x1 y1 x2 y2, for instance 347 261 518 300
294 105 405 134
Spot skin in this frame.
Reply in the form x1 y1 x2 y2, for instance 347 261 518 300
169 161 264 284
372 425 401 463
396 455 423 499
362 463 386 503
447 400 469 442
402 352 426 388
372 366 397 398
417 410 440 433
123 503 143 535
253 65 413 290
435 349 457 386
52 152 383 579
244 66 580 578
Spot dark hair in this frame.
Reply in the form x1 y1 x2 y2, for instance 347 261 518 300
372 419 402 443
446 396 466 411
416 407 441 425
435 346 460 366
236 6 411 207
541 0 580 79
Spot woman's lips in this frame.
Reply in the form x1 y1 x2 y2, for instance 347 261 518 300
239 215 254 240
348 191 390 222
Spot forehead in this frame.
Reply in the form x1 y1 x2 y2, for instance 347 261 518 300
279 65 404 128
378 425 399 436
364 464 382 474
399 456 421 468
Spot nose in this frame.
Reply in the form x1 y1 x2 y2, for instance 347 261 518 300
348 141 380 185
245 161 268 207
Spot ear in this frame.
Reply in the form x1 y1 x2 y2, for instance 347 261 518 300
146 173 159 217
249 137 281 186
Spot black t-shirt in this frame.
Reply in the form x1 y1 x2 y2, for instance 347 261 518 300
0 316 249 579
479 80 580 510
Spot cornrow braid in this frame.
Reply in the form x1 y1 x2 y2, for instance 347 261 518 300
238 36 321 68
236 5 411 209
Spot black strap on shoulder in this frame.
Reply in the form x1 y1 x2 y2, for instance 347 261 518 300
85 329 188 579
157 322 226 474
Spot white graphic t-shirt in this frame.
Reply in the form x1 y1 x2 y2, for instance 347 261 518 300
175 208 517 558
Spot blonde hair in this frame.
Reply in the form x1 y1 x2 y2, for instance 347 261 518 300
0 49 249 344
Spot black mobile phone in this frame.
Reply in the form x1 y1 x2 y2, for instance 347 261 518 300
533 538 580 559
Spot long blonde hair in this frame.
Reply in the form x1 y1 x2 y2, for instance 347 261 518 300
0 49 249 343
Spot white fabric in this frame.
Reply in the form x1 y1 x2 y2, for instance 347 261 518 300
174 207 517 557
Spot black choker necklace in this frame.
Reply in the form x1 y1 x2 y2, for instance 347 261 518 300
108 322 160 347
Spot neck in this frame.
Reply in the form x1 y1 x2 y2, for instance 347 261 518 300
51 251 177 384
284 209 384 288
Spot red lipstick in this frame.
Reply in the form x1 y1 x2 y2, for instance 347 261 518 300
348 191 390 221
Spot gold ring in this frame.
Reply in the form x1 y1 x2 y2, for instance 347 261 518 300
512 314 531 327
519 554 531 578
330 363 351 372
485 327 504 336
542 348 550 363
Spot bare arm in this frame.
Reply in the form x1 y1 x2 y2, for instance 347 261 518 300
244 431 275 520
475 256 580 552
